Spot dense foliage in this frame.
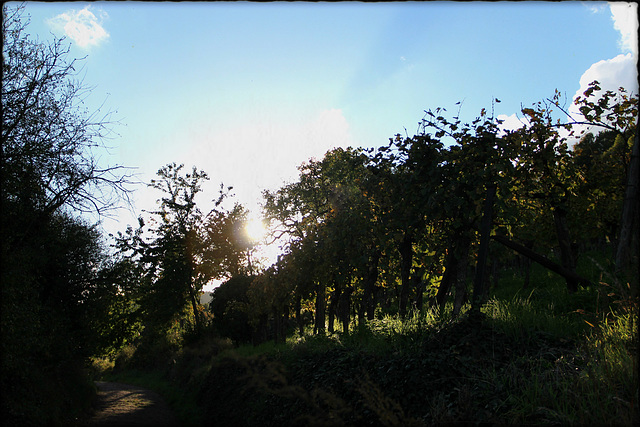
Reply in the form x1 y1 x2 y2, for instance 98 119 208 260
1 5 131 425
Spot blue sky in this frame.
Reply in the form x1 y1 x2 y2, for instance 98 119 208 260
11 1 639 254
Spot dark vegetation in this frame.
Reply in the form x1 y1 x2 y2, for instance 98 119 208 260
2 4 638 426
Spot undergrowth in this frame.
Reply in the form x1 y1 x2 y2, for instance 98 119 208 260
103 258 637 426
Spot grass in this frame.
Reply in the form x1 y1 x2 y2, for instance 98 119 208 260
482 259 638 426
218 338 289 359
497 307 637 426
103 253 637 426
483 292 588 342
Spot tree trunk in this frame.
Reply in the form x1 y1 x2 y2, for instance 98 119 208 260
491 260 499 290
281 305 289 343
295 293 304 337
453 238 470 317
491 234 590 289
340 286 352 334
522 241 534 289
552 202 579 292
184 241 201 334
187 285 202 334
616 127 639 287
314 281 326 334
371 285 381 319
413 270 425 314
436 250 456 312
361 249 381 323
254 314 268 346
472 183 497 312
399 232 413 318
273 306 280 344
328 284 341 334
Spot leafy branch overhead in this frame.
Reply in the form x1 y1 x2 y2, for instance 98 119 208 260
1 6 134 218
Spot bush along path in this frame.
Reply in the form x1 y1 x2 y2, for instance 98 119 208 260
81 381 179 427
195 311 636 427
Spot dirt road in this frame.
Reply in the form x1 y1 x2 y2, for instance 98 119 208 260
83 381 180 426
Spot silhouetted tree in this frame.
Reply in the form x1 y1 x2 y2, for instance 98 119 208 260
210 274 254 344
1 5 130 424
115 163 214 335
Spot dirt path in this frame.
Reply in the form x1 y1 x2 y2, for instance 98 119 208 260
82 381 180 426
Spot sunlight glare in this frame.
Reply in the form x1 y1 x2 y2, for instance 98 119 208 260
245 218 267 242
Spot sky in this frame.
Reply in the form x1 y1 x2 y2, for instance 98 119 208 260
9 1 639 276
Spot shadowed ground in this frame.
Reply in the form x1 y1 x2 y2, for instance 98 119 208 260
82 381 179 426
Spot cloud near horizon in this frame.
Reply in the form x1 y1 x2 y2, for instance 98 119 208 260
47 6 109 49
496 113 530 134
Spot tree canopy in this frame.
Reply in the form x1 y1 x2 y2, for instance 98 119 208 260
1 5 131 424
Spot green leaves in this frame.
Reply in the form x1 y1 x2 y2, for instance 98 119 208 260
572 80 638 137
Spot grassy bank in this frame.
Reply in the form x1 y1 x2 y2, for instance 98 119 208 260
97 261 638 426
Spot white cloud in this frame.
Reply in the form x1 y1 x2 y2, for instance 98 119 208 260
577 53 638 97
47 6 109 49
562 3 639 140
609 2 638 55
180 108 353 213
497 52 637 144
559 52 637 144
586 3 608 14
497 2 638 144
497 113 531 135
569 53 638 115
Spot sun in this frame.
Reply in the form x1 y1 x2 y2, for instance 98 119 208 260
245 218 267 242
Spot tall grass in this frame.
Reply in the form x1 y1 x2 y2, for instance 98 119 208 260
284 304 458 355
482 257 638 426
497 307 637 426
483 292 588 342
